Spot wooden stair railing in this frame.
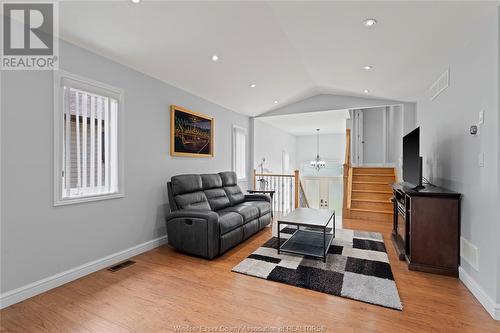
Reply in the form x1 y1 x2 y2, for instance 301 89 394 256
253 169 302 215
343 128 352 218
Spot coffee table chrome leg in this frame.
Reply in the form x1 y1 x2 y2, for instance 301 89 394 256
323 226 326 263
333 213 336 238
277 221 281 255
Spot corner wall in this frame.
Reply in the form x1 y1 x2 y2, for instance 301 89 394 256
0 40 250 296
253 119 297 174
415 8 499 318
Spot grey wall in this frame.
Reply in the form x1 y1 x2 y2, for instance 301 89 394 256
416 8 499 305
362 107 385 164
254 119 297 174
387 105 403 180
0 40 250 293
295 133 346 168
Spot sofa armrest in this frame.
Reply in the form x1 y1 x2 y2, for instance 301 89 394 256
244 194 271 202
166 210 220 259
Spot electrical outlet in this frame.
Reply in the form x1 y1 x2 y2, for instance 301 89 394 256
478 152 485 167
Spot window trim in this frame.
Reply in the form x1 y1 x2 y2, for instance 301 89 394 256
53 70 125 206
232 125 247 182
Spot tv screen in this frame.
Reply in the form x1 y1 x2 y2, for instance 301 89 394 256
403 127 421 188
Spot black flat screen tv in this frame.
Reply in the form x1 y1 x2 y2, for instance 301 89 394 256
402 127 423 189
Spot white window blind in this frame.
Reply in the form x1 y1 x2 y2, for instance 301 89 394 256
233 126 247 180
54 71 123 205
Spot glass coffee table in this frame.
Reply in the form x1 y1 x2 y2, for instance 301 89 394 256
277 208 335 262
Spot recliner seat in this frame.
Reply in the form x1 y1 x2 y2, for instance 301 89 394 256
166 171 272 259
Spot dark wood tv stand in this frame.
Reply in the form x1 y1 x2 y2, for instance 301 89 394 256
391 183 461 277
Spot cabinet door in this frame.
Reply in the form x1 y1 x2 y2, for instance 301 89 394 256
410 197 459 269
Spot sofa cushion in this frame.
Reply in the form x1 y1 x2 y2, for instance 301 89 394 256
217 211 243 234
219 171 238 186
201 174 223 189
223 185 245 205
219 204 259 223
241 201 271 216
174 191 211 211
171 174 203 195
204 188 231 211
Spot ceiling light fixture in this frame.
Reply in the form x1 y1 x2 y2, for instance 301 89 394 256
363 89 370 93
274 100 279 104
363 65 373 70
363 18 377 27
250 83 256 88
131 0 141 3
310 129 326 171
211 54 219 62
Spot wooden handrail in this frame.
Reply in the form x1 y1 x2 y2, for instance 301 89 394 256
294 170 299 208
254 173 295 178
347 167 353 209
344 128 351 166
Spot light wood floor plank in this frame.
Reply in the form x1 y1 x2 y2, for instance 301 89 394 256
1 218 499 332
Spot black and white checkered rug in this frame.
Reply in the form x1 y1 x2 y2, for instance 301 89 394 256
232 227 402 310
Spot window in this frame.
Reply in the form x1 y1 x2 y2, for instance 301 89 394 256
232 126 247 181
54 71 124 205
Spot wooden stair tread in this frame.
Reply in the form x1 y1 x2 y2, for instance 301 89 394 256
352 190 392 194
353 173 394 176
350 208 393 214
351 198 392 203
352 181 392 185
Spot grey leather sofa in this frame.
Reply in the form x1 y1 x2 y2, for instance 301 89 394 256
166 171 272 259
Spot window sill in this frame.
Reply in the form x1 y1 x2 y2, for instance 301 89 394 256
54 192 124 207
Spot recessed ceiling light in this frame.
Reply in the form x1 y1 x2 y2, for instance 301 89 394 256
250 83 256 88
363 89 370 93
363 18 377 27
273 100 279 104
363 65 373 70
131 0 141 3
211 54 219 62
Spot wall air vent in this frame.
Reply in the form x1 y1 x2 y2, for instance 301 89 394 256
108 260 136 272
460 237 479 271
429 68 450 100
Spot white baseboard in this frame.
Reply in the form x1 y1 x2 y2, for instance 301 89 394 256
0 235 168 309
459 266 500 320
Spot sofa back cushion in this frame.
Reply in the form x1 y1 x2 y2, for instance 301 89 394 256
201 174 231 210
219 171 245 205
170 174 211 211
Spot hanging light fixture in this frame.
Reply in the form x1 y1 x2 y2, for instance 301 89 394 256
310 129 326 171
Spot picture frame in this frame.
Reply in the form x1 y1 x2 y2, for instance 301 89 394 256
170 105 214 157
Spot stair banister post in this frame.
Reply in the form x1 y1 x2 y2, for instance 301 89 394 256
294 170 299 209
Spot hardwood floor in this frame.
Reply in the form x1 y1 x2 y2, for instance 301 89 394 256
1 218 499 332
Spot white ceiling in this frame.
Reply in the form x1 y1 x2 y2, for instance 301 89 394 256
257 109 350 136
59 1 499 116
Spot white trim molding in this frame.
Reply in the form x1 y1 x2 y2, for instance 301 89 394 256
0 235 168 309
459 267 500 320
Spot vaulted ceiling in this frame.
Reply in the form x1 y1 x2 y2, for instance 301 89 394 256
59 1 498 116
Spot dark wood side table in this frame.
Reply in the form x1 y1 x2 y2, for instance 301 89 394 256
247 189 275 218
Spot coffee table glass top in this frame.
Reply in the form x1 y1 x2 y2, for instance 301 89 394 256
278 208 335 228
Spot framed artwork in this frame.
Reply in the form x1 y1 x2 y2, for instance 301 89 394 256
170 105 214 157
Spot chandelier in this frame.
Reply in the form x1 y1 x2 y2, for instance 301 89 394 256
310 129 326 171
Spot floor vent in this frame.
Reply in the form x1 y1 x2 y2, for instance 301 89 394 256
108 260 136 272
430 68 450 100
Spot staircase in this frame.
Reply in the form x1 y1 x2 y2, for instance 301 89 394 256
348 167 395 222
